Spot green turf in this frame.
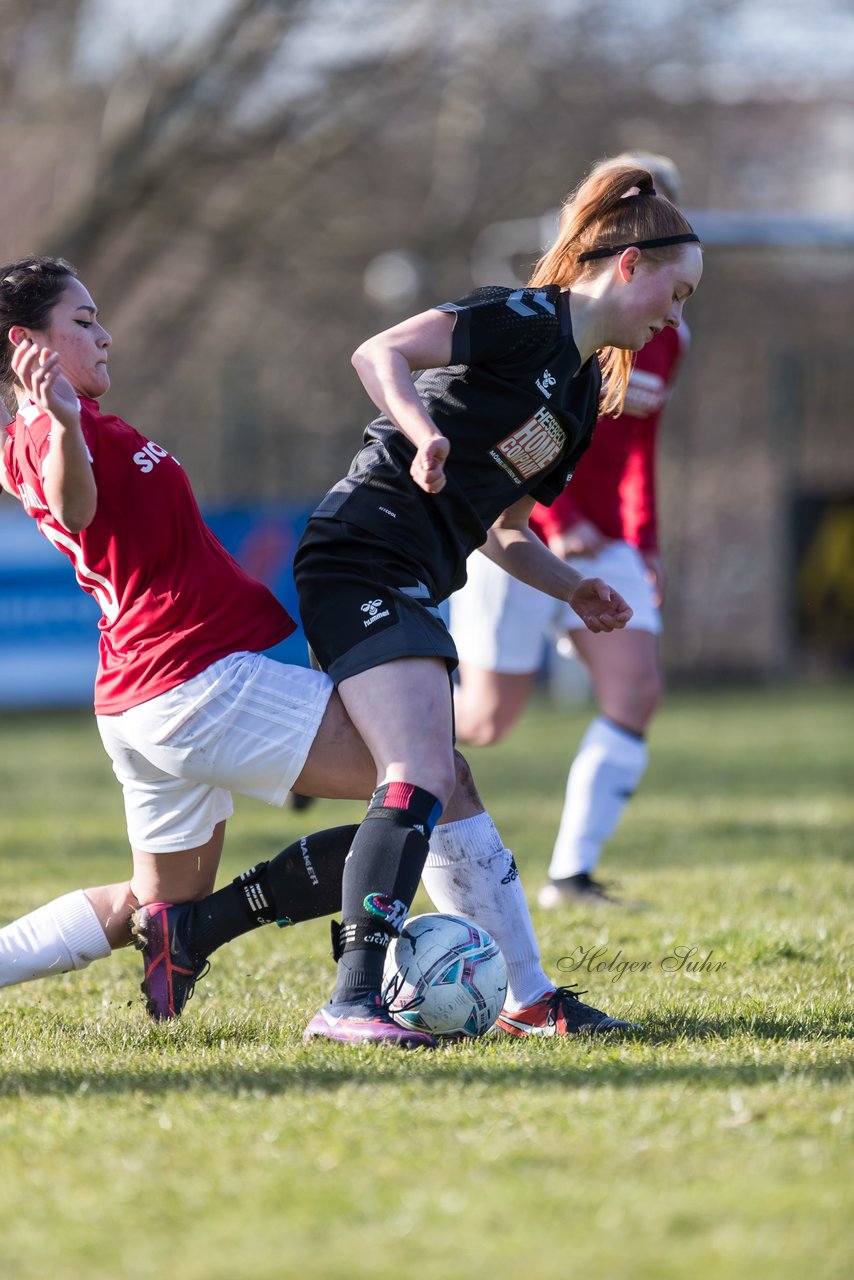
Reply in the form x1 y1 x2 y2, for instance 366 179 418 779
1 685 852 1280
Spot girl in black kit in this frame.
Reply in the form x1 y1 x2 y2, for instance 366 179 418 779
295 158 703 1047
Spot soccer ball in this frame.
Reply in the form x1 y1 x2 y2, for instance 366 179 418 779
382 913 508 1040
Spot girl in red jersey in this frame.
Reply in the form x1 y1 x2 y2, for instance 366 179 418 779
451 155 688 908
0 256 634 1041
289 159 702 1046
0 256 373 986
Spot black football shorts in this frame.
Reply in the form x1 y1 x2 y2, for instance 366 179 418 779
293 517 459 685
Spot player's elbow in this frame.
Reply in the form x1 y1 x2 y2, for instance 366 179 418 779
45 472 98 533
351 337 382 378
455 711 513 749
54 494 97 533
59 512 94 534
351 344 367 375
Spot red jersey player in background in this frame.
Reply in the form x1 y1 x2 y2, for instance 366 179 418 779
450 153 689 907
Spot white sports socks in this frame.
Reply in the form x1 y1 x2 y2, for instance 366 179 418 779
547 715 648 880
0 889 112 987
425 812 551 1011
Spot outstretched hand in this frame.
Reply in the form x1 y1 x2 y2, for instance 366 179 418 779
569 577 633 633
11 339 80 432
410 435 450 494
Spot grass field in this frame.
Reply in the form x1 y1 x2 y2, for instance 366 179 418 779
1 684 852 1280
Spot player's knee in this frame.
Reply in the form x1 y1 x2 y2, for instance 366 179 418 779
467 723 504 748
454 687 503 747
456 711 511 748
635 669 664 722
603 671 662 731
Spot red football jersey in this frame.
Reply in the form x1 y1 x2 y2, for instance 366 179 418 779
530 325 687 552
3 397 294 713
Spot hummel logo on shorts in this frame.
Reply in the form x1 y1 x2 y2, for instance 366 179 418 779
361 598 391 628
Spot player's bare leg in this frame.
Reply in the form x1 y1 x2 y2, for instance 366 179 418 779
0 824 226 994
453 664 536 747
0 690 472 995
1 681 636 1032
302 658 454 1047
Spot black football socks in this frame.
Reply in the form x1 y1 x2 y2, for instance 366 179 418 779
181 824 358 957
331 782 443 1006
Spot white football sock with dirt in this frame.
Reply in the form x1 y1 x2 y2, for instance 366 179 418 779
547 716 648 880
425 812 551 1011
0 890 112 987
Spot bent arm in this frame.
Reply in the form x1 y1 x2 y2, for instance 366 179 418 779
42 413 97 534
12 341 97 533
480 497 632 634
481 497 586 601
352 309 456 493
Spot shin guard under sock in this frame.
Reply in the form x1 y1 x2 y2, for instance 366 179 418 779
424 812 552 1010
332 782 442 1005
184 824 357 957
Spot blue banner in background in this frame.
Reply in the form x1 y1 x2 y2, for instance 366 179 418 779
0 501 317 709
204 503 317 667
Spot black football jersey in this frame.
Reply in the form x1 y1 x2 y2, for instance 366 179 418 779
312 285 601 598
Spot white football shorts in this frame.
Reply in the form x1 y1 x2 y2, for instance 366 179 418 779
96 651 333 851
449 540 661 675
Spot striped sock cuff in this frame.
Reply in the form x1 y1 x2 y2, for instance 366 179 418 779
52 891 112 967
427 813 504 865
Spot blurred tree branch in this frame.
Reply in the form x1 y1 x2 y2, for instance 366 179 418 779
47 0 311 258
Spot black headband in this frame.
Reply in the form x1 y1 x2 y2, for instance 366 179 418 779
578 233 701 263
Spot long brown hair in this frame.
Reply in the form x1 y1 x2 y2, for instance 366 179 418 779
528 161 697 415
0 256 77 415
